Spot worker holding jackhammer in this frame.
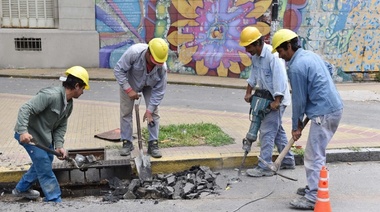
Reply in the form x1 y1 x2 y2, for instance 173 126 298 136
12 66 90 202
239 26 295 177
114 38 169 158
271 29 343 210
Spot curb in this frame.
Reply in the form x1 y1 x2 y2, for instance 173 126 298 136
0 73 247 90
150 153 260 174
326 148 380 163
1 148 379 183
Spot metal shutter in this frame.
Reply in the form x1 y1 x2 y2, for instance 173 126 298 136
1 0 54 28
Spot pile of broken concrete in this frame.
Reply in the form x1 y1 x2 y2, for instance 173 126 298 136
103 165 221 202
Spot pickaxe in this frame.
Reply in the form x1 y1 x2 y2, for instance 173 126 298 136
259 117 310 181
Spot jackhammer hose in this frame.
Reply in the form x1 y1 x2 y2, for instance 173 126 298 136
231 175 279 212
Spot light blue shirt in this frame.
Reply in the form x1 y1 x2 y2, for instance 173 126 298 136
246 43 291 106
287 48 343 130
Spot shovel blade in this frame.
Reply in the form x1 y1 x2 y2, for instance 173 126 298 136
134 154 152 181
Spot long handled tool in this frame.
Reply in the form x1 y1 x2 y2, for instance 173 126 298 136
30 138 79 168
259 117 310 180
134 103 152 181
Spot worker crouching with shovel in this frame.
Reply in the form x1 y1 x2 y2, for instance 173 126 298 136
239 26 295 177
113 38 169 158
12 66 90 202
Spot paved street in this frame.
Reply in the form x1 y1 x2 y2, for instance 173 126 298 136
0 161 379 212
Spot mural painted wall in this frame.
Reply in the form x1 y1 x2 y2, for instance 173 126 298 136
96 0 380 81
280 0 380 81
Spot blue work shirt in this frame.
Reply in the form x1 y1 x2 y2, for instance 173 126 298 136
287 48 343 130
247 43 291 106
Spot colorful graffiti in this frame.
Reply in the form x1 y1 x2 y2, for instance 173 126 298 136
167 0 271 77
96 0 380 81
280 0 380 81
96 0 272 78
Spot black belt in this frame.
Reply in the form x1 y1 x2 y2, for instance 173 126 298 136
252 89 273 100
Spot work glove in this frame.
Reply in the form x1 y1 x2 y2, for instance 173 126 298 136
242 138 253 153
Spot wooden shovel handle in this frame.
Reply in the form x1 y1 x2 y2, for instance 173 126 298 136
135 104 143 151
273 117 310 169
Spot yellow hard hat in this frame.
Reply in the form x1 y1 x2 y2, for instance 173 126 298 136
148 38 169 64
239 26 262 47
271 29 298 53
65 66 90 90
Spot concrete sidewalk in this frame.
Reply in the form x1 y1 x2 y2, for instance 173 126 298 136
1 68 380 183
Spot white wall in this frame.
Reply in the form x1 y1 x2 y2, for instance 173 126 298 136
0 0 99 69
58 0 95 31
0 29 98 69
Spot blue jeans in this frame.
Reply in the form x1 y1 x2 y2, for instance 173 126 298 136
258 105 294 169
14 133 62 202
304 109 343 202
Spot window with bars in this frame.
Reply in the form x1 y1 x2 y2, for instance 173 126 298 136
1 0 54 28
14 37 42 51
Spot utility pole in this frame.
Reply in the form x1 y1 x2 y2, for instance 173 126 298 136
270 0 279 43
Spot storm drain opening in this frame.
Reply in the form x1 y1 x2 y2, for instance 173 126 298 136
53 148 132 186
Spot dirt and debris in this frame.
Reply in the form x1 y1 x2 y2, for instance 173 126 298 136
102 165 221 202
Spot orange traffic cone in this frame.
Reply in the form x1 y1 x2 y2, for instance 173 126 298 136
314 166 332 212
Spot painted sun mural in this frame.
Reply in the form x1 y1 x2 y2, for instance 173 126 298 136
167 0 271 77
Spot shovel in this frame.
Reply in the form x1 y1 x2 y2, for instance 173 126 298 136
134 103 152 181
30 138 79 168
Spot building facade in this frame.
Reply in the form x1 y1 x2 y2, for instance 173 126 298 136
0 0 98 68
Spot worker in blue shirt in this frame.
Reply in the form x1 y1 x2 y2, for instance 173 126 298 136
239 26 295 177
272 29 343 210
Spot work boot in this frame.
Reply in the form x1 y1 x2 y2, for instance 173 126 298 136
148 140 162 158
120 140 134 156
246 166 274 177
289 196 315 210
280 163 296 170
297 185 309 196
12 188 40 200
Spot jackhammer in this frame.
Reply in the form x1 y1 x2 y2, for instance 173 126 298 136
238 89 273 176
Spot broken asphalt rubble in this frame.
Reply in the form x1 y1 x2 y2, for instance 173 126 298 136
102 165 221 202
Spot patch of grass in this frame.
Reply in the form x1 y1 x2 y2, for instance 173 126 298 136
142 122 234 148
291 147 305 156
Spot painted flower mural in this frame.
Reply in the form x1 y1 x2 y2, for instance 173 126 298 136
168 0 272 77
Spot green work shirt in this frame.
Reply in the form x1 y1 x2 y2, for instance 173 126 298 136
14 86 73 149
